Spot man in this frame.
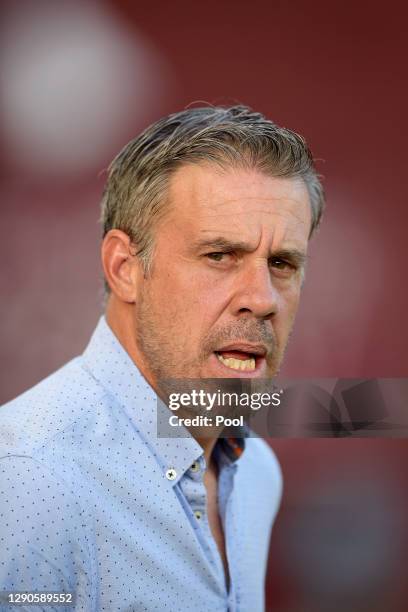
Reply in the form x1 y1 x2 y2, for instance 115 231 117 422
0 105 324 611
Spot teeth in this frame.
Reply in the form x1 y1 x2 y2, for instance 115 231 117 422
216 354 256 371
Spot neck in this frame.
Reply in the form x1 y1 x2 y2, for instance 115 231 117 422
105 299 222 469
105 297 156 390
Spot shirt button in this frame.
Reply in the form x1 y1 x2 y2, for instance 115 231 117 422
190 461 200 473
165 468 177 481
194 510 202 520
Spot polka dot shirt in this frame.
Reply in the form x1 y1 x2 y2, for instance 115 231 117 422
0 317 282 611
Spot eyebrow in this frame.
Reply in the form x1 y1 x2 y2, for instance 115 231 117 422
193 237 308 267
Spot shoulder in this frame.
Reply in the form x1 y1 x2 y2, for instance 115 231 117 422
0 355 107 459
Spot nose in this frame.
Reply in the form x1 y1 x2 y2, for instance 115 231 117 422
230 261 280 319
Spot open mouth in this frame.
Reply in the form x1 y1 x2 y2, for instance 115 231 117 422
214 344 267 374
215 350 256 371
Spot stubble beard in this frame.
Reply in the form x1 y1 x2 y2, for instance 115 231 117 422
135 289 293 395
134 290 203 390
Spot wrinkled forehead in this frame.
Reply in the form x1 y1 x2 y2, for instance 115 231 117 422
164 163 312 245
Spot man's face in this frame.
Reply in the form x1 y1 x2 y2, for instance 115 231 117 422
133 163 311 387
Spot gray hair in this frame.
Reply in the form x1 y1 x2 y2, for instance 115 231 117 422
100 105 325 282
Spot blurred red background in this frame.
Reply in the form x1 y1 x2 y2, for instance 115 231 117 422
1 1 407 610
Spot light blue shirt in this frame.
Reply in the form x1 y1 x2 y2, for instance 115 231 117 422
0 317 282 611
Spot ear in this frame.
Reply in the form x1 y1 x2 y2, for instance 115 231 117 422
101 229 141 303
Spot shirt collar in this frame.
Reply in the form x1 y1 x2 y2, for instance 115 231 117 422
82 316 245 484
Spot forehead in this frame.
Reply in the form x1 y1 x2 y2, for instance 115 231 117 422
164 163 312 245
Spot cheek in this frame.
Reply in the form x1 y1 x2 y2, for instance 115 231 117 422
162 266 226 316
277 285 302 327
145 272 217 337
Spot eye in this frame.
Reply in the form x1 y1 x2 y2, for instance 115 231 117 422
269 258 296 277
270 258 290 269
206 252 230 262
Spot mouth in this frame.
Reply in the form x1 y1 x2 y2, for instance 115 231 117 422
213 343 267 376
